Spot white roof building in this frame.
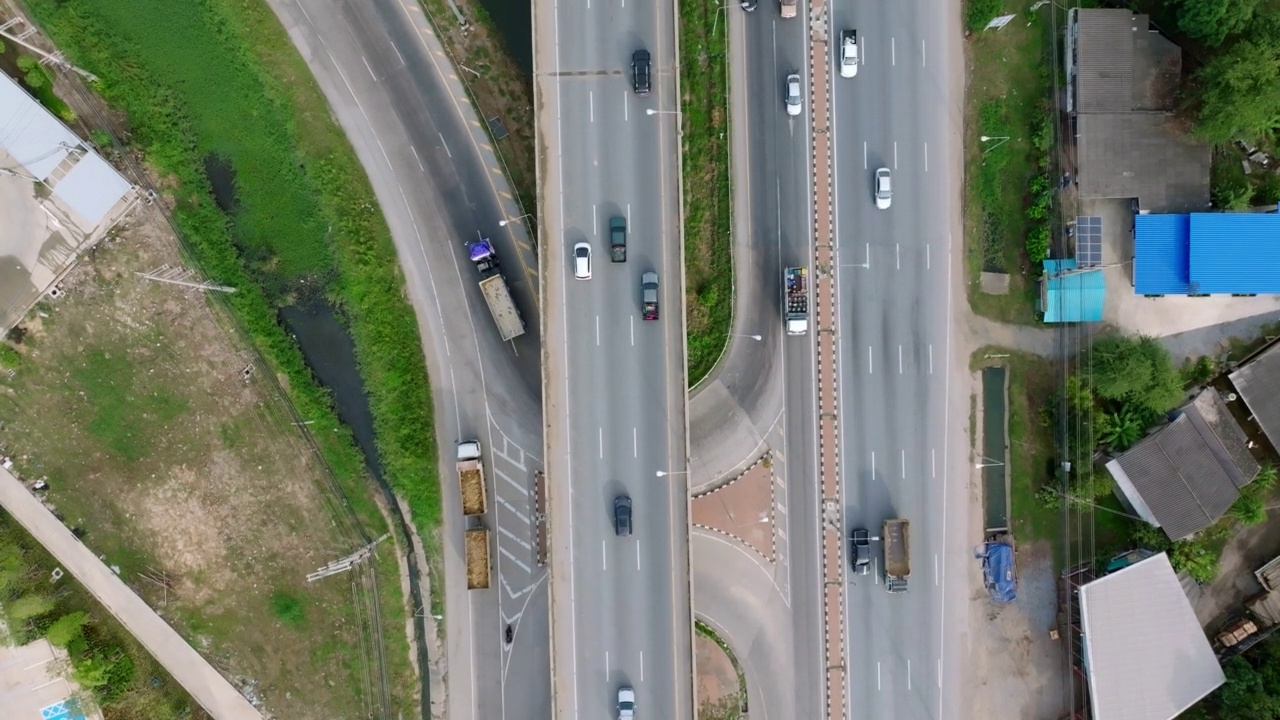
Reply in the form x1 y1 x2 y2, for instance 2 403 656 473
1079 553 1225 720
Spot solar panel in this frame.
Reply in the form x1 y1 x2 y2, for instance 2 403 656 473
1075 215 1103 267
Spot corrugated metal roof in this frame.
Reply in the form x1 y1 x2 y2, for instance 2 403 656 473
0 73 79 180
1107 406 1245 540
1135 214 1190 294
1229 341 1280 450
0 73 132 228
1076 10 1136 112
1041 259 1105 322
1188 213 1280 294
1077 114 1210 212
1080 553 1225 720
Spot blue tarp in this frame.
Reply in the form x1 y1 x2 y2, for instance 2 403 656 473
983 542 1017 603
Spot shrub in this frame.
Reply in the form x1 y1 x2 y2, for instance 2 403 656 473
269 591 305 628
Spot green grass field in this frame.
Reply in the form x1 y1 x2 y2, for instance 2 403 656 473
679 0 733 387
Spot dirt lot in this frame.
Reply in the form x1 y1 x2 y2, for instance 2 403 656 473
0 203 384 719
695 632 740 720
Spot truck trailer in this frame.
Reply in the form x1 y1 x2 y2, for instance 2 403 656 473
465 526 491 590
457 440 486 516
784 266 809 335
883 519 910 593
467 237 527 342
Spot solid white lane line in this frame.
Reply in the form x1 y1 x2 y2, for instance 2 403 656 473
361 55 376 81
410 145 424 172
599 427 604 458
439 132 452 158
596 315 600 346
877 661 882 690
633 428 638 458
593 204 597 230
606 651 610 678
901 449 906 478
640 651 645 682
636 542 641 569
922 39 926 66
926 243 931 269
624 91 629 122
868 346 873 374
391 41 405 67
898 345 903 374
589 91 595 122
924 142 929 172
929 344 934 374
627 203 632 230
908 659 912 690
932 448 936 478
874 558 879 584
871 451 876 479
891 37 896 66
602 540 607 570
896 243 901 269
630 316 635 346
938 658 943 688
894 141 898 169
863 141 868 169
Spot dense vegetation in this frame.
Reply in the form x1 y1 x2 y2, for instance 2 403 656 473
0 513 206 720
680 0 732 387
1190 636 1280 719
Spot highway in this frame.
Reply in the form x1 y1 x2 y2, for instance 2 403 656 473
263 1 553 719
534 0 694 717
828 1 968 719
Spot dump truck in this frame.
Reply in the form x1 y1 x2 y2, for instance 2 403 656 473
468 237 526 342
883 519 910 593
784 266 809 335
457 440 486 516
465 525 491 590
780 0 796 18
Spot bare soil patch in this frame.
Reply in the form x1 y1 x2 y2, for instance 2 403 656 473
0 203 376 719
695 632 740 719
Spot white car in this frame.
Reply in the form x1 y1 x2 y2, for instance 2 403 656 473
874 168 892 209
573 242 592 280
839 30 858 78
617 687 636 720
784 72 803 116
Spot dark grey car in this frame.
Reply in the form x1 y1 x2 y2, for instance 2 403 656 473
614 495 633 537
851 528 870 575
631 50 651 96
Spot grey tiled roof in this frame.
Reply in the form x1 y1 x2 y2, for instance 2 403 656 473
1076 113 1211 213
1108 389 1257 540
1231 342 1280 452
1076 10 1135 112
1081 553 1225 720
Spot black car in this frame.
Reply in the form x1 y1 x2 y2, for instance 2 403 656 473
740 0 758 11
614 495 633 537
851 528 870 575
631 49 651 96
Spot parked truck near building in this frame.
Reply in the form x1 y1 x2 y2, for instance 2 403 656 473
784 266 809 335
457 440 486 516
467 237 526 342
883 519 910 593
780 0 796 18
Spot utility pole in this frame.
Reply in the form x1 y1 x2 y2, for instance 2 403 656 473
307 534 390 582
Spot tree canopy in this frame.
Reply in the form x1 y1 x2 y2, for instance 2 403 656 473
1189 640 1280 719
1193 37 1280 145
1089 335 1184 415
1174 0 1262 47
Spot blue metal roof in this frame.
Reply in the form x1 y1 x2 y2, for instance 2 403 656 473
1042 259 1106 323
1189 213 1280 294
1134 214 1190 294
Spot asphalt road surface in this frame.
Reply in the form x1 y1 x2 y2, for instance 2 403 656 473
828 1 968 719
264 1 552 718
533 0 694 715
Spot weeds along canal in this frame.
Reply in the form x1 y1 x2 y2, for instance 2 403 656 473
281 303 433 720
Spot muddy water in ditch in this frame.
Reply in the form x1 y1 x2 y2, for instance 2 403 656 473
281 303 431 720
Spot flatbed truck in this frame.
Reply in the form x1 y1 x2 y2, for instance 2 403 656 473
784 266 809 335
